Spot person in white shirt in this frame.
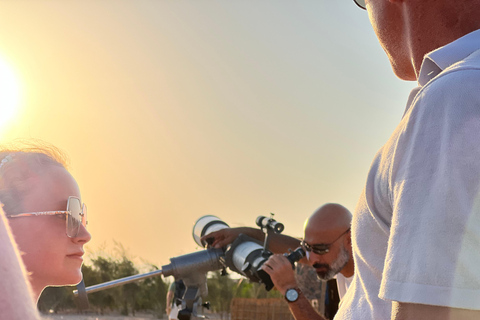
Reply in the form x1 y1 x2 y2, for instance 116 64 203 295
333 0 480 319
203 203 354 319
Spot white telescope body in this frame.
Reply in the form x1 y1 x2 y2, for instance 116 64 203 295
192 215 229 247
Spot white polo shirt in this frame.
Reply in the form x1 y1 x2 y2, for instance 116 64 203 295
335 29 480 319
336 273 353 300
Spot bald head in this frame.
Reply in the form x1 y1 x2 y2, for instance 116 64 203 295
303 203 354 279
304 203 352 236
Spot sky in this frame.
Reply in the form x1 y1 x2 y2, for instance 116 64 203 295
0 1 414 270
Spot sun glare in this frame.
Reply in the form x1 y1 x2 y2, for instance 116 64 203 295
0 56 21 133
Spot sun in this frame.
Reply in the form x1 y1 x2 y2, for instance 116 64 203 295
0 56 21 133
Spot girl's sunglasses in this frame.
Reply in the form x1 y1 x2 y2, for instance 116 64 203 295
8 196 87 238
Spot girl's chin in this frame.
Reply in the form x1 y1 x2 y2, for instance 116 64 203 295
50 271 83 287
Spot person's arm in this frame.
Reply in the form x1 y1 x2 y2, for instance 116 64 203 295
0 207 40 320
262 254 326 320
201 227 303 257
379 76 480 316
166 284 174 316
392 301 480 320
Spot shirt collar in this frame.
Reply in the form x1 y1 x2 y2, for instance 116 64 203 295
418 29 480 86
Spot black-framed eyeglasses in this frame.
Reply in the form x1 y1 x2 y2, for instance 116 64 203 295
354 0 366 10
7 196 87 238
301 228 350 255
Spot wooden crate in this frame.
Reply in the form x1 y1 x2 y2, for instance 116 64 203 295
230 298 294 320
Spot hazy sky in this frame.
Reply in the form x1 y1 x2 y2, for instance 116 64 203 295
0 1 414 268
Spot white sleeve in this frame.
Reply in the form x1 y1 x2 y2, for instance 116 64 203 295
0 207 40 319
379 69 480 309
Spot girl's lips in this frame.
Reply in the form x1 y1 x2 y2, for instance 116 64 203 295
67 252 84 259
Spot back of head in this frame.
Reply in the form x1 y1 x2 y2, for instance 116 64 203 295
0 140 68 215
304 203 352 235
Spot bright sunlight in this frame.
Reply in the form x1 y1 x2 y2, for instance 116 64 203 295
0 55 21 133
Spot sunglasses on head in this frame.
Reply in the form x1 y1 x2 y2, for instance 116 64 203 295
354 0 366 10
8 196 87 238
301 228 350 255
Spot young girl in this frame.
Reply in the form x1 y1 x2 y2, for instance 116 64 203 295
0 143 91 301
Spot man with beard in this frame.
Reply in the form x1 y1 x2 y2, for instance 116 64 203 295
263 203 353 319
202 203 353 318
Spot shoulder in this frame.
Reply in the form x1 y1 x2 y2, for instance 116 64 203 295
421 50 480 103
411 66 480 123
423 68 480 101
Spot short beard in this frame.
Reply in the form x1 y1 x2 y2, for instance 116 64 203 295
314 245 349 281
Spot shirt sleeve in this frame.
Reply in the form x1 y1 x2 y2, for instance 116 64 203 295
379 69 480 309
0 207 40 319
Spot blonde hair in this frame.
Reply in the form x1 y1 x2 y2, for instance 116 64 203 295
0 140 69 215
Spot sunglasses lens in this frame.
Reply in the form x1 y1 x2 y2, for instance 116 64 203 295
309 244 329 255
82 204 87 227
313 248 329 255
302 241 330 255
354 0 366 9
66 197 83 237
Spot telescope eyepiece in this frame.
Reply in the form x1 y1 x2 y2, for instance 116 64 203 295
284 247 306 267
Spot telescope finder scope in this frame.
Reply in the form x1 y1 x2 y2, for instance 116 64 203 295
256 215 284 234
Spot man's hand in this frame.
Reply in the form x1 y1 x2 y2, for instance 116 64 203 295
200 227 259 248
262 254 298 295
263 254 326 320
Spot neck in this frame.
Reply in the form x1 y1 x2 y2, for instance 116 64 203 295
404 2 480 79
31 281 45 303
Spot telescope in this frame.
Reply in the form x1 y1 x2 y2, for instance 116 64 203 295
74 214 304 319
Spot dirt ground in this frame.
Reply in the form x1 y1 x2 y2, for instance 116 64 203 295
41 312 225 320
41 315 162 320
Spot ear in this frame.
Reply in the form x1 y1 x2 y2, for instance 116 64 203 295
344 232 354 256
345 230 352 246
